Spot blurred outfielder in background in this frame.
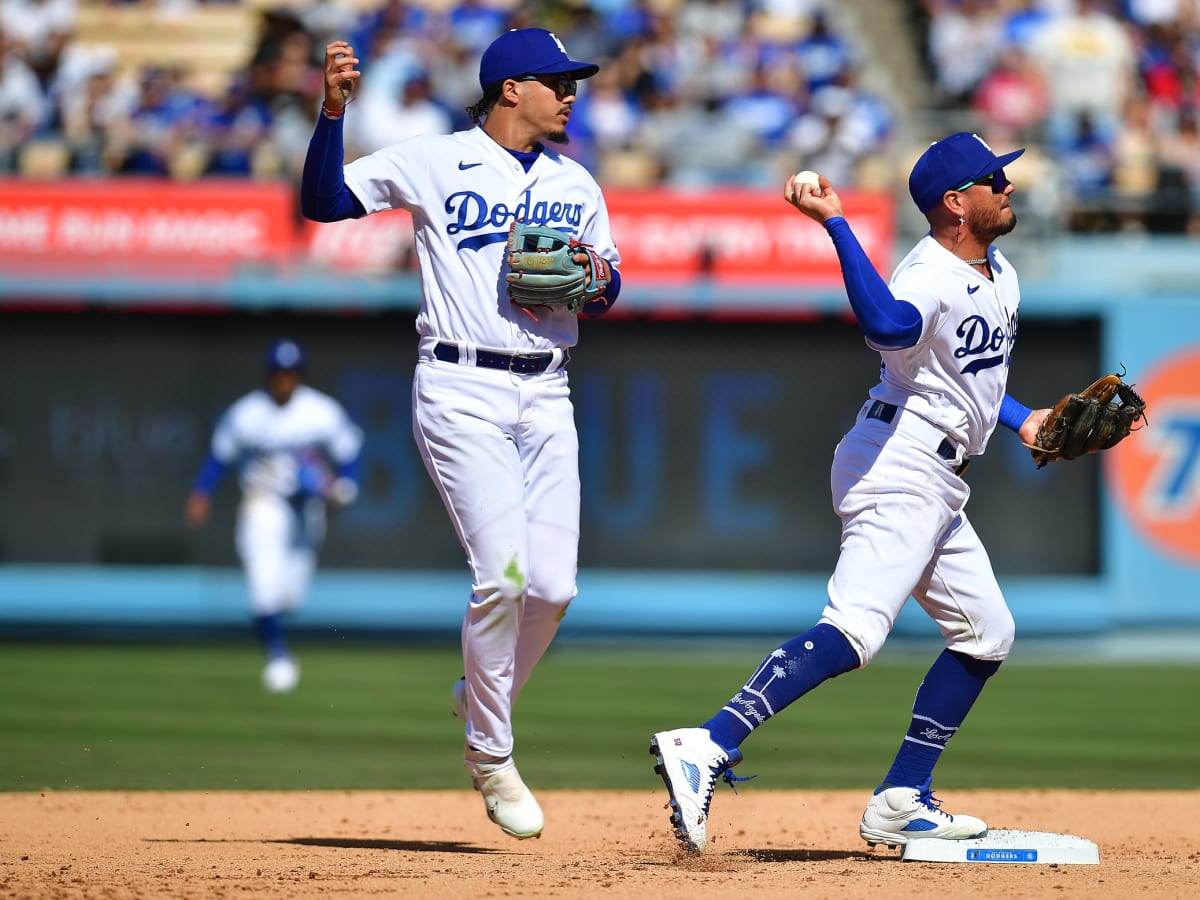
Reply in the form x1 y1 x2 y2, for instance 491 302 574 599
184 338 364 693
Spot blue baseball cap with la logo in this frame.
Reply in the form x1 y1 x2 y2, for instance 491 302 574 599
908 132 1025 213
478 27 599 90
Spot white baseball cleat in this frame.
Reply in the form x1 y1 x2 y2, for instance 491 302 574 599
262 656 300 694
859 786 988 848
649 727 743 852
465 752 544 840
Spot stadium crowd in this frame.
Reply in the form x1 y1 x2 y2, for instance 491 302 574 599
1 0 1197 234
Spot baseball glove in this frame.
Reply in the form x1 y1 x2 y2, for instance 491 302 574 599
1026 372 1147 468
505 221 611 316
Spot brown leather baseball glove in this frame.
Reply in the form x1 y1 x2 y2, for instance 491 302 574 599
1026 373 1148 468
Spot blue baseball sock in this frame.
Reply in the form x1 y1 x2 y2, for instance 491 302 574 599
703 623 860 750
254 613 289 661
878 648 1002 793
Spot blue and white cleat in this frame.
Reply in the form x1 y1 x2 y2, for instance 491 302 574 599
649 728 743 852
860 786 988 848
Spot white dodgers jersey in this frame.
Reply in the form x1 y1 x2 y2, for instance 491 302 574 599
868 236 1021 456
211 385 364 499
342 127 620 351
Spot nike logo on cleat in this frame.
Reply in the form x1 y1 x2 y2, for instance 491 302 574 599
458 161 482 170
967 285 981 294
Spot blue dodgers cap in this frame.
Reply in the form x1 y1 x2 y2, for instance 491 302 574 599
478 28 599 90
908 132 1025 213
266 338 305 372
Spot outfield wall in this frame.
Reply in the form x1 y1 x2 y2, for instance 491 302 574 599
1 228 1197 639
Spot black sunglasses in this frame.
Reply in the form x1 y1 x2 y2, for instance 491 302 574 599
956 169 1010 193
515 73 578 100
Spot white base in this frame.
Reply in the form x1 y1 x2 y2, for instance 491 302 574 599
901 830 1100 865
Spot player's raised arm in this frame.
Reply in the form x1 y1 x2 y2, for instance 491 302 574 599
300 41 366 223
784 171 922 349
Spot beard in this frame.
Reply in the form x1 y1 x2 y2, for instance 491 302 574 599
546 128 570 146
970 207 1017 242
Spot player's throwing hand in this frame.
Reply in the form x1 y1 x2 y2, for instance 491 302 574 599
784 172 843 225
322 41 360 112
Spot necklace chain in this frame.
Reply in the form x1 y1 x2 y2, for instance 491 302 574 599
964 257 988 265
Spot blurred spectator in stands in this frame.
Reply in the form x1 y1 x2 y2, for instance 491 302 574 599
1123 0 1199 28
58 59 127 173
349 0 432 63
1 26 50 171
638 86 767 187
998 0 1056 50
348 67 451 154
425 35 481 131
678 0 746 43
105 65 202 176
249 21 322 181
198 71 273 177
1109 97 1162 230
0 0 76 90
1059 109 1117 230
1025 0 1137 153
925 0 1006 108
570 61 642 163
794 8 856 94
724 60 803 151
1138 21 1200 120
971 44 1050 143
603 0 656 43
293 0 361 51
448 0 509 53
1156 108 1200 234
784 82 886 186
557 0 613 63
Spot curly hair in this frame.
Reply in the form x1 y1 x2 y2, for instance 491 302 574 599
466 83 504 125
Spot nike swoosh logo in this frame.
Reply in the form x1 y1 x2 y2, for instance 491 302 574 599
967 285 981 294
458 161 482 170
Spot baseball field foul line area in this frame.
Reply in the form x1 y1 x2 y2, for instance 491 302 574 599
0 790 1192 898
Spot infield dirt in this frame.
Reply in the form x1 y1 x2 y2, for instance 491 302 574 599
2 789 1195 899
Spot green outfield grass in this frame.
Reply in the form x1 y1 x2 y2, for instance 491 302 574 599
0 640 1196 792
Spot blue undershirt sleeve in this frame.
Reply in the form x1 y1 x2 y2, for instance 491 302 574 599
582 267 621 318
824 217 923 349
334 453 362 483
998 394 1033 432
300 113 366 222
191 452 229 495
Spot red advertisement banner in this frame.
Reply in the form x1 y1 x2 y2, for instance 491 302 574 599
0 179 296 276
602 188 894 284
300 187 894 283
1 180 894 285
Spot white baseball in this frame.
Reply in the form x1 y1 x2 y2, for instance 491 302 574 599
792 170 821 189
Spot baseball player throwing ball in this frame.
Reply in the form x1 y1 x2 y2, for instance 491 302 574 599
185 339 364 694
300 29 621 839
651 133 1057 852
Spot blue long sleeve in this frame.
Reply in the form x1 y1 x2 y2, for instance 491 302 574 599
191 452 229 495
335 453 362 483
582 267 621 318
300 113 366 222
824 217 922 349
998 394 1032 431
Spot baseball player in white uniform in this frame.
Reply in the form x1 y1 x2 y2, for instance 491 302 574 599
300 29 621 839
185 338 364 694
651 133 1053 852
